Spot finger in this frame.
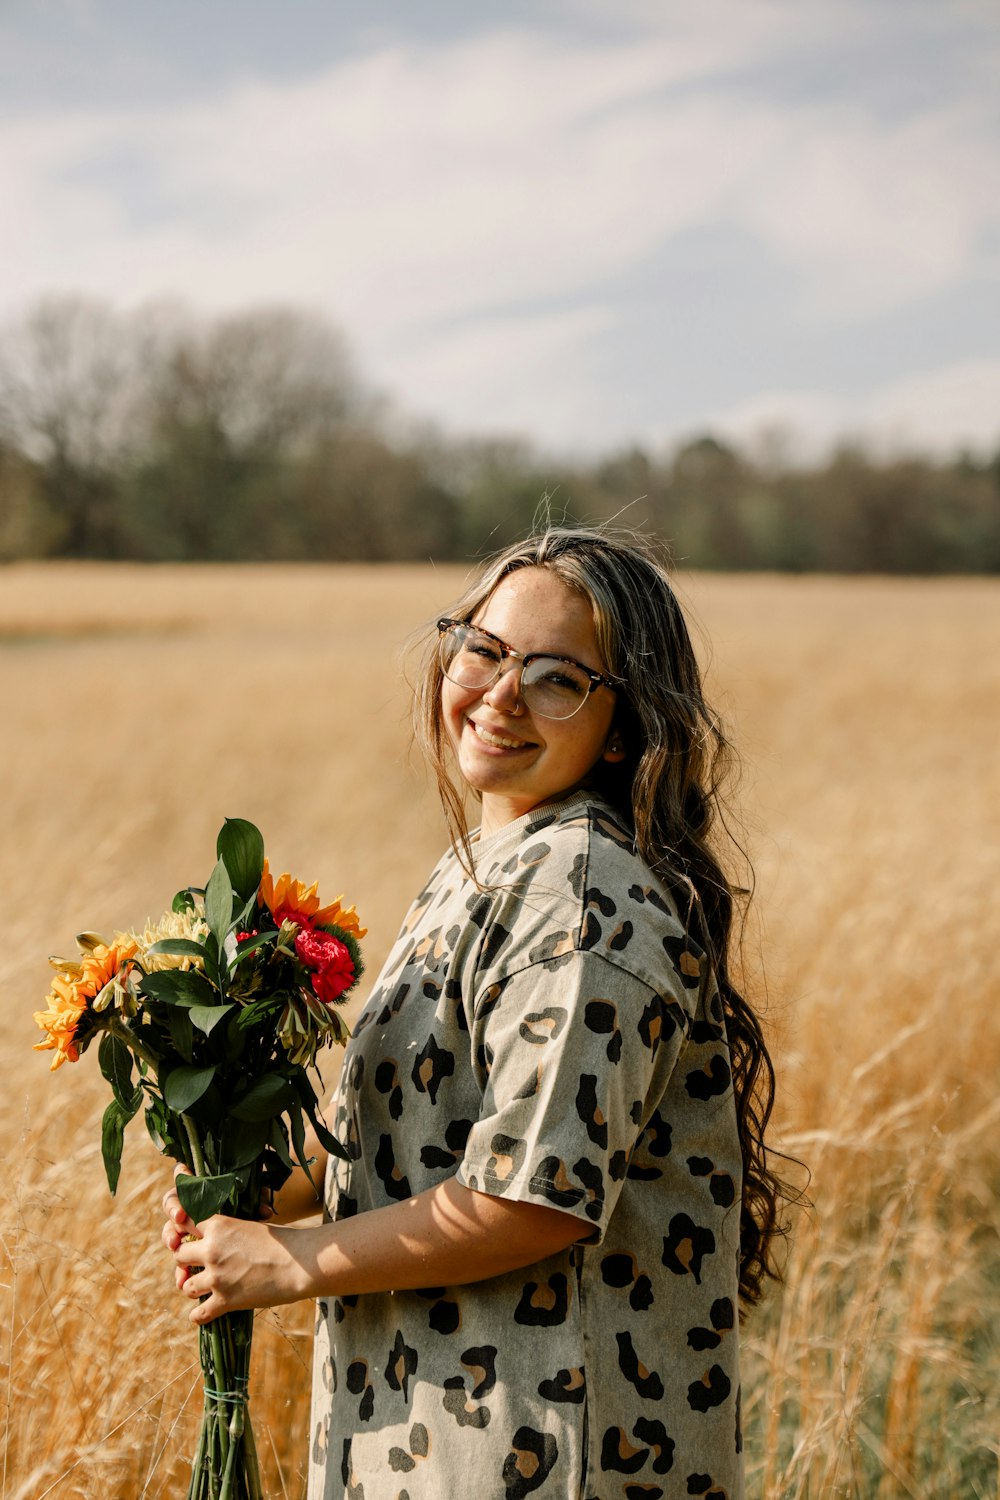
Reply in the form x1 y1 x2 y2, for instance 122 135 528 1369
173 1237 206 1267
182 1268 204 1299
161 1191 194 1236
184 1278 225 1325
168 1222 200 1254
171 1200 201 1237
191 1293 221 1326
163 1222 193 1254
162 1222 184 1253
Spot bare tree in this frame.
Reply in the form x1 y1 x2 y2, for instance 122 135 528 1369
0 296 143 554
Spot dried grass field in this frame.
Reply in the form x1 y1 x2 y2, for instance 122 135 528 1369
1 562 998 1499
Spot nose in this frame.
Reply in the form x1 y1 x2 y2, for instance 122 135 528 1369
482 659 524 714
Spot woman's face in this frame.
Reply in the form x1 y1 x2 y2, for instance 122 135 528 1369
441 566 624 837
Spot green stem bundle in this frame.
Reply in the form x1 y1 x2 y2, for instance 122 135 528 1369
189 1309 262 1500
183 1124 263 1500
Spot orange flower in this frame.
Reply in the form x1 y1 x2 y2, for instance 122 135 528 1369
32 974 89 1068
258 859 367 939
33 938 138 1070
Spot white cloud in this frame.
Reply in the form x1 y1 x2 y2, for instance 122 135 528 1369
738 101 1000 320
4 19 995 325
710 359 1000 460
0 34 776 332
381 304 616 444
0 3 997 453
866 359 1000 455
559 0 860 68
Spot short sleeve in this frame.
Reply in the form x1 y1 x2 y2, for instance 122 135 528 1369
455 949 689 1240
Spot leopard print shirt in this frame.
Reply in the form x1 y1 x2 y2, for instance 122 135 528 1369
308 792 744 1500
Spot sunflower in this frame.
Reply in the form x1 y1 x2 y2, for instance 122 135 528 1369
33 936 138 1070
258 858 367 938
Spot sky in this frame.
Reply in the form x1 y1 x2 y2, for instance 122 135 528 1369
2 0 998 462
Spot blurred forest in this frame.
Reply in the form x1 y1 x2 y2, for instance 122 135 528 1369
1 295 998 571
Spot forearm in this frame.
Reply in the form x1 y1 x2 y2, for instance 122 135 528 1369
176 1175 585 1322
281 1176 583 1301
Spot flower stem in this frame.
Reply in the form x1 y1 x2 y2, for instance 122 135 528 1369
107 1015 160 1073
179 1127 263 1497
181 1113 208 1176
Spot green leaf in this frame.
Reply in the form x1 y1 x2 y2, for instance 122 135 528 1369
220 1116 269 1171
167 1006 194 1063
289 1100 308 1171
231 1073 295 1122
236 995 283 1029
205 858 234 948
176 1172 241 1223
287 1105 323 1192
231 930 278 967
172 887 198 915
144 939 209 961
144 1096 173 1154
269 1117 296 1174
140 969 217 1007
188 1003 234 1036
163 1064 217 1112
217 819 265 905
292 1071 349 1161
314 1116 349 1161
199 1127 219 1176
194 1082 225 1133
98 1033 136 1110
223 1011 247 1061
201 932 221 988
101 1099 128 1195
235 891 258 930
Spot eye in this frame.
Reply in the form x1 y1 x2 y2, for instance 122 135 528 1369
464 637 501 661
528 661 588 696
455 629 503 663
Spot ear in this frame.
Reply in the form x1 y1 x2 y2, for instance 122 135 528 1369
602 733 626 765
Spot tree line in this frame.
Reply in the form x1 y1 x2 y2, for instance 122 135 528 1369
1 296 997 571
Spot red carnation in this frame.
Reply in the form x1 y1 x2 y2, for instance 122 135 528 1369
293 919 355 1005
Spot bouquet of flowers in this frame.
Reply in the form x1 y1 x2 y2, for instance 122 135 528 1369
34 818 365 1500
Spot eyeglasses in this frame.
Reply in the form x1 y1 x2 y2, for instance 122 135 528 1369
437 617 623 721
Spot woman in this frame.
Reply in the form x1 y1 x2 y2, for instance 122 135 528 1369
163 525 785 1500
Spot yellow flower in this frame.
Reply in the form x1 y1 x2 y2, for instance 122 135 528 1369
258 859 367 938
125 906 210 973
33 937 138 1069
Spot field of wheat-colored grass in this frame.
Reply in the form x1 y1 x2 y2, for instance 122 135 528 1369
1 561 998 1499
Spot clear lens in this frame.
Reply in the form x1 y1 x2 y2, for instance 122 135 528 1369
439 626 503 687
521 658 590 717
439 624 594 719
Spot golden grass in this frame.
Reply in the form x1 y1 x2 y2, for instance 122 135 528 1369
2 562 998 1498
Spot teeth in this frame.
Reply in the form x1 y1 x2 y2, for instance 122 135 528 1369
473 722 531 750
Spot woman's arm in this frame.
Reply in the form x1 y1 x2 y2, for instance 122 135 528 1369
163 1174 583 1326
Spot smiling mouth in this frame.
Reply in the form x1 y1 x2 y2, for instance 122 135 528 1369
471 719 536 751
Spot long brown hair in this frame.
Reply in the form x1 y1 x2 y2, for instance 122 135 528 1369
414 523 789 1307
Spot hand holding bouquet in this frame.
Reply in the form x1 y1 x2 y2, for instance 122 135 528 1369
34 818 365 1500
